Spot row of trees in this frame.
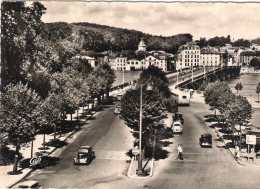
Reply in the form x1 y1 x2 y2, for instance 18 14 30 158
120 66 177 159
204 81 254 146
196 36 259 48
1 2 116 173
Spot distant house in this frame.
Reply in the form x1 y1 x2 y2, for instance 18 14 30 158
141 55 168 71
115 56 127 70
126 58 142 71
240 51 260 65
74 55 97 67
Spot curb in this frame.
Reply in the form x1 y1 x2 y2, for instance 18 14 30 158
127 157 154 179
8 110 99 188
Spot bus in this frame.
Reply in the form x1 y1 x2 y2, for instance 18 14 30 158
172 89 190 106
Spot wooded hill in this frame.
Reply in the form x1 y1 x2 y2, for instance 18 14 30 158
44 22 193 54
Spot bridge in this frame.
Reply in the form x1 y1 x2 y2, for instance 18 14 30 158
170 66 241 90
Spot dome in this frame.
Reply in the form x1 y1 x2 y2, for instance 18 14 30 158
139 38 146 46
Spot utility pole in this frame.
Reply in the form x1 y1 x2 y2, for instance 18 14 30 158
137 83 143 175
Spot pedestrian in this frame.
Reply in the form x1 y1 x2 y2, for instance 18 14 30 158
177 144 183 160
235 145 240 160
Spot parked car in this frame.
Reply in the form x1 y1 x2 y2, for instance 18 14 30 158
172 121 183 134
114 105 122 114
13 180 42 189
73 146 95 165
173 112 184 124
29 152 48 169
199 133 212 148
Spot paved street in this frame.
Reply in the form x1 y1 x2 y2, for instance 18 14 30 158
26 99 260 188
28 103 135 188
26 70 260 189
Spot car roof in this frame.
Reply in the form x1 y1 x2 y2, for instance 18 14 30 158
202 133 212 137
78 149 90 153
79 145 91 149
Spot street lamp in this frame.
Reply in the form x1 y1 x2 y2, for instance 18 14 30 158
191 63 194 82
137 82 152 176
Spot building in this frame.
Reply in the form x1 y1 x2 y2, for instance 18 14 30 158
250 43 260 50
141 55 168 71
240 51 260 65
74 55 97 67
137 38 147 52
200 51 222 67
126 58 142 71
115 56 127 70
176 43 200 71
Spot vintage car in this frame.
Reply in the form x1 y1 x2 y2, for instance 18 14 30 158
173 112 184 124
172 121 183 134
114 105 122 114
13 180 42 189
73 146 95 165
199 133 212 148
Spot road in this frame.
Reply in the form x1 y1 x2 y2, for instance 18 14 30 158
25 69 260 188
141 102 260 189
28 103 135 188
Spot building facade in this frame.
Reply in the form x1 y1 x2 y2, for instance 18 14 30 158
240 51 260 65
126 58 142 71
176 43 200 71
200 52 222 67
74 55 97 67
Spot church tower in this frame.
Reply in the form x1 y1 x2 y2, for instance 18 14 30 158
138 38 146 52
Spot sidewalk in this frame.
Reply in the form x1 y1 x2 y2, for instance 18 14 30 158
196 95 260 168
0 105 98 188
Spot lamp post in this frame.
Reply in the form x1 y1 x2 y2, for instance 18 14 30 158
136 82 152 176
137 83 143 175
191 63 194 82
204 64 206 80
176 70 179 88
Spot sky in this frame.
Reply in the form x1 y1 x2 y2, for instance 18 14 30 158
41 2 260 41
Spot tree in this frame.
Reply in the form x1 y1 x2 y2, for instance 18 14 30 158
0 82 42 173
224 95 254 146
121 89 167 156
250 58 260 69
204 81 233 115
256 82 260 102
1 2 47 86
94 64 116 98
235 82 243 93
140 65 171 98
37 93 62 148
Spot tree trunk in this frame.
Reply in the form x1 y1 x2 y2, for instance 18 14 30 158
54 124 57 140
106 89 110 98
31 140 34 158
43 133 46 150
13 145 20 173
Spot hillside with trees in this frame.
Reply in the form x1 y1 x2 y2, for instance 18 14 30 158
44 22 193 54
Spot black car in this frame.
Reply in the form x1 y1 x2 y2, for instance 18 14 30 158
73 146 95 165
199 133 212 148
173 112 184 124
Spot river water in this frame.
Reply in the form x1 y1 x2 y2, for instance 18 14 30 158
226 73 260 106
113 71 141 87
226 73 260 126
